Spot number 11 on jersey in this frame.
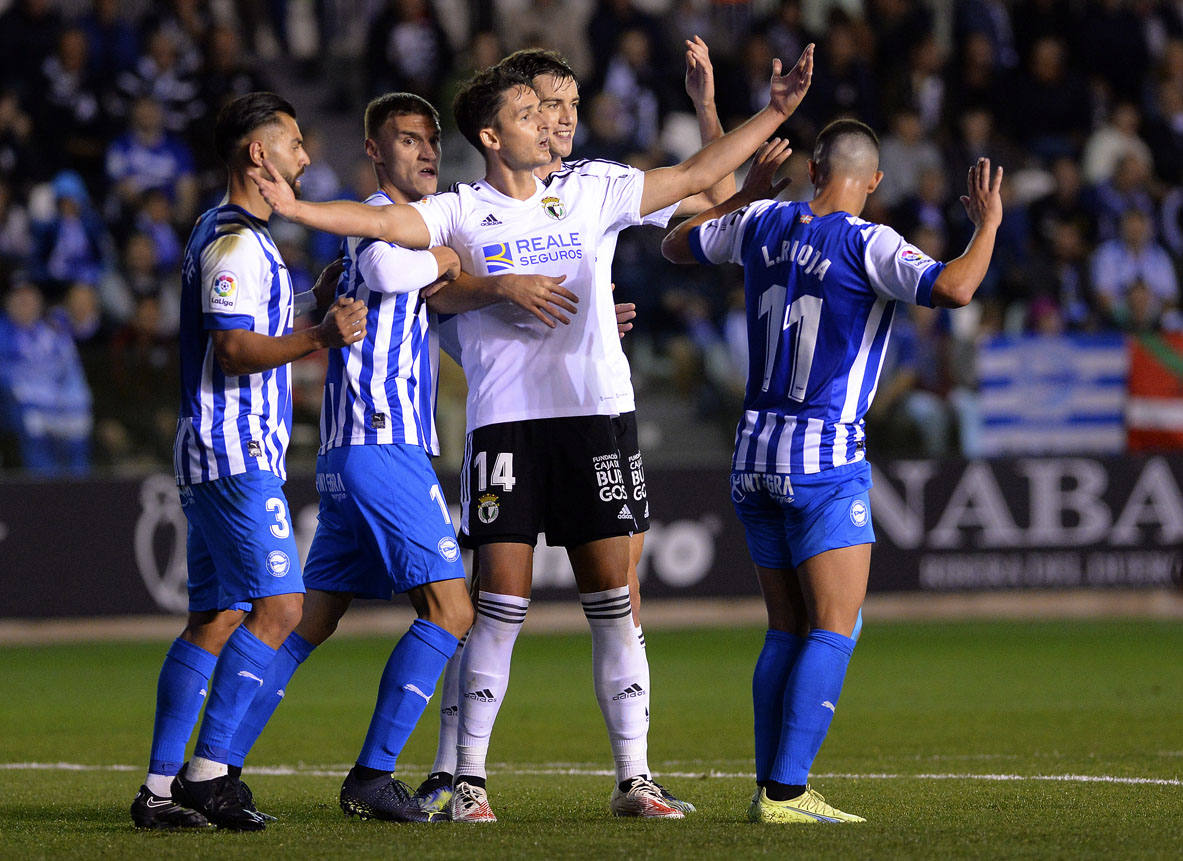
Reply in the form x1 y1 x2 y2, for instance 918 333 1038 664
758 283 822 401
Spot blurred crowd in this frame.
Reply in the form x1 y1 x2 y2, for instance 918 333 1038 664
2 0 1181 475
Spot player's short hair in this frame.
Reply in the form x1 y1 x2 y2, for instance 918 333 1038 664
453 65 535 153
812 118 880 180
499 48 577 86
364 92 441 139
214 92 297 167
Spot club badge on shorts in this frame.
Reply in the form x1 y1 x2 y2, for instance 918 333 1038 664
477 493 500 524
849 499 869 528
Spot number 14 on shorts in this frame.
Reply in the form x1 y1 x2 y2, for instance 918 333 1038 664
473 451 516 492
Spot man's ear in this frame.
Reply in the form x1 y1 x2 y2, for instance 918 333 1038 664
479 125 500 152
364 137 381 163
867 169 884 194
247 138 266 167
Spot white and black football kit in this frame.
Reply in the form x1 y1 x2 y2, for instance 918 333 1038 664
414 165 652 547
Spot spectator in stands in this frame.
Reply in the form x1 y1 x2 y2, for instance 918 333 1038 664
1091 152 1157 242
599 28 665 155
105 294 179 466
876 108 945 210
954 0 1019 71
1144 77 1183 185
1028 155 1099 253
113 28 202 137
1009 36 1090 161
1091 209 1179 331
759 0 814 77
802 12 879 132
366 0 454 107
946 31 1008 122
0 278 92 475
142 0 208 76
0 0 62 98
99 231 179 334
1078 0 1150 102
0 178 33 267
194 24 269 143
30 171 111 298
1082 101 1154 186
133 189 183 273
0 89 41 190
883 32 946 134
35 27 107 185
586 0 664 84
106 96 199 227
79 0 140 90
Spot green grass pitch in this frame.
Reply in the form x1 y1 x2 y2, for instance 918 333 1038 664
2 619 1181 858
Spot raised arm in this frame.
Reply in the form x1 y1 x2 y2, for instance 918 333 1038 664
247 160 432 248
673 36 736 216
931 158 1003 308
640 43 812 217
663 138 792 263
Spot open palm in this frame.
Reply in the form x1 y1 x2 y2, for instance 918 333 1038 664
768 43 814 117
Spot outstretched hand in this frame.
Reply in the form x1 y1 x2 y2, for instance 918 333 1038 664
741 138 792 200
312 258 345 311
959 157 1004 229
247 159 297 218
684 36 715 109
768 43 814 118
497 273 578 327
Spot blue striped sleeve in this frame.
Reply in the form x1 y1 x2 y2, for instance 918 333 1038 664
204 313 255 330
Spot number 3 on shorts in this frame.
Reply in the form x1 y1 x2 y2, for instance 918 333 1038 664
265 496 290 539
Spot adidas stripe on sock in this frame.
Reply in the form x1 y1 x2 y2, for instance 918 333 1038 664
582 586 651 782
454 593 528 781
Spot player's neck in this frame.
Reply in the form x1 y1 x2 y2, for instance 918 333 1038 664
534 157 562 181
226 173 273 221
484 159 540 201
808 184 867 219
377 180 416 205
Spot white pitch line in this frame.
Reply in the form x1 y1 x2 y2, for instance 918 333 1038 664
1 762 1179 787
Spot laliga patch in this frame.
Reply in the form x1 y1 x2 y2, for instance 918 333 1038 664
849 499 869 528
541 195 566 220
267 550 291 577
437 536 460 563
898 246 930 270
481 242 514 273
210 270 238 309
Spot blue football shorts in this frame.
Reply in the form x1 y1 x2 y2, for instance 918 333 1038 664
180 470 304 612
303 443 465 599
729 459 875 569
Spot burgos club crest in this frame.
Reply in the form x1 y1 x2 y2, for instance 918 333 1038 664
541 195 565 220
477 493 500 524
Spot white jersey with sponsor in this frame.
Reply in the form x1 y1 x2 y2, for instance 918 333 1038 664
413 168 645 431
174 204 294 484
690 199 944 475
320 190 443 455
565 159 677 415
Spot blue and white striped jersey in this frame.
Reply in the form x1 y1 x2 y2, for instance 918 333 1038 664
174 204 294 485
690 199 945 475
319 191 442 455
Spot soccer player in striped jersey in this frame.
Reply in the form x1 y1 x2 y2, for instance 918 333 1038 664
247 47 814 822
663 123 1003 823
131 92 368 831
409 39 732 820
219 91 576 823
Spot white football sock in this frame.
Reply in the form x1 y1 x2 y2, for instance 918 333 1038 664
582 587 651 782
454 592 529 781
185 756 228 782
429 633 466 777
145 773 173 797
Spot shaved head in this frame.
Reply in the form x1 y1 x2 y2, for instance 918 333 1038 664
812 119 880 184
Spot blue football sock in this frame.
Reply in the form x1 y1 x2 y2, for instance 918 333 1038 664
148 638 218 777
357 619 458 773
193 626 278 765
752 630 805 784
852 608 864 643
770 629 856 787
226 632 315 768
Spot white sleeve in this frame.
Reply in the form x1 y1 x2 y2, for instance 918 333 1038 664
356 239 441 294
688 200 776 265
863 223 944 307
598 170 646 234
411 190 462 247
641 200 679 229
200 232 266 326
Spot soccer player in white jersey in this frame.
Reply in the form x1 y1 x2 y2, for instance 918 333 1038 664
663 121 1003 823
409 40 732 819
247 47 815 821
218 92 578 823
130 92 367 831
